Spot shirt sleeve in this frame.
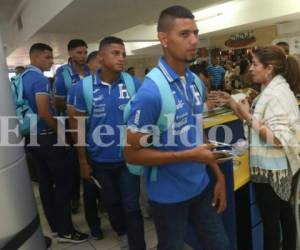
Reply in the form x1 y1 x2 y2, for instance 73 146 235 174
127 79 161 134
74 81 87 113
221 67 226 74
67 82 77 106
54 73 67 98
67 84 75 106
34 74 50 96
264 95 289 130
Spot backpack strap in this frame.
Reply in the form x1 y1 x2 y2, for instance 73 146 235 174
139 67 177 181
121 72 136 97
82 75 94 115
62 64 72 91
146 67 176 133
122 73 137 123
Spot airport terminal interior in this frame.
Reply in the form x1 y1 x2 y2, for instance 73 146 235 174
1 0 300 250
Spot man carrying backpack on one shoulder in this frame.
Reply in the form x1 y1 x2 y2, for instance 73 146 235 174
74 36 146 250
124 6 230 250
54 39 89 214
67 50 105 240
22 43 88 244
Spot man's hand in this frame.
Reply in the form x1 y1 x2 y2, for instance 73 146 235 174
80 162 92 180
216 91 232 105
189 144 217 165
206 91 222 110
212 173 227 214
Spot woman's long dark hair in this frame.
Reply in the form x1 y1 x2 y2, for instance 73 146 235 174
253 46 300 95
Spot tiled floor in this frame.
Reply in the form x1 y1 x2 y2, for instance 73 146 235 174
34 181 300 250
33 183 159 250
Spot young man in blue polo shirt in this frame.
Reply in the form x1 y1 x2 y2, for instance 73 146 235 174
206 57 225 90
24 43 88 243
67 50 104 240
54 39 89 213
54 39 89 113
75 36 146 250
125 6 230 250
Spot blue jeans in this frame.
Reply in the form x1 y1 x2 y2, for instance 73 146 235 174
91 162 146 250
150 187 230 250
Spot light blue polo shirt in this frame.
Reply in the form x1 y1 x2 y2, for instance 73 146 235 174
127 57 209 203
54 63 90 99
206 64 225 88
74 70 141 163
22 65 54 134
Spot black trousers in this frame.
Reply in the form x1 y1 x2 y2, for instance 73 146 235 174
83 179 102 231
90 162 146 250
67 147 80 203
26 134 74 236
254 183 296 250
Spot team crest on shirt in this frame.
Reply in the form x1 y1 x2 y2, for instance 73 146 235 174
118 83 130 99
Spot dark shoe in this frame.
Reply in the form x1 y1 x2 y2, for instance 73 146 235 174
91 228 104 240
44 236 52 248
57 230 88 244
71 199 80 214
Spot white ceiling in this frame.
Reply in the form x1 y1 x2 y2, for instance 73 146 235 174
0 0 21 22
38 0 225 39
3 0 300 67
4 0 226 67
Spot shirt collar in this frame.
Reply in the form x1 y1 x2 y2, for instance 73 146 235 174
157 57 194 84
68 61 90 77
93 69 123 86
26 64 43 74
261 74 287 93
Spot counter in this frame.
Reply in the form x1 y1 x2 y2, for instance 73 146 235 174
185 108 262 250
203 110 250 191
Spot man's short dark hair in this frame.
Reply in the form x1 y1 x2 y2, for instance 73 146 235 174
67 39 88 51
15 66 25 71
99 36 124 50
29 43 52 55
157 5 194 32
276 41 289 47
87 51 98 63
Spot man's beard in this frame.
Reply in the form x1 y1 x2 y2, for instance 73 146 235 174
185 56 197 63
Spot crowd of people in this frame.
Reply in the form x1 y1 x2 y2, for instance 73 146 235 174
10 5 300 250
190 41 292 95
